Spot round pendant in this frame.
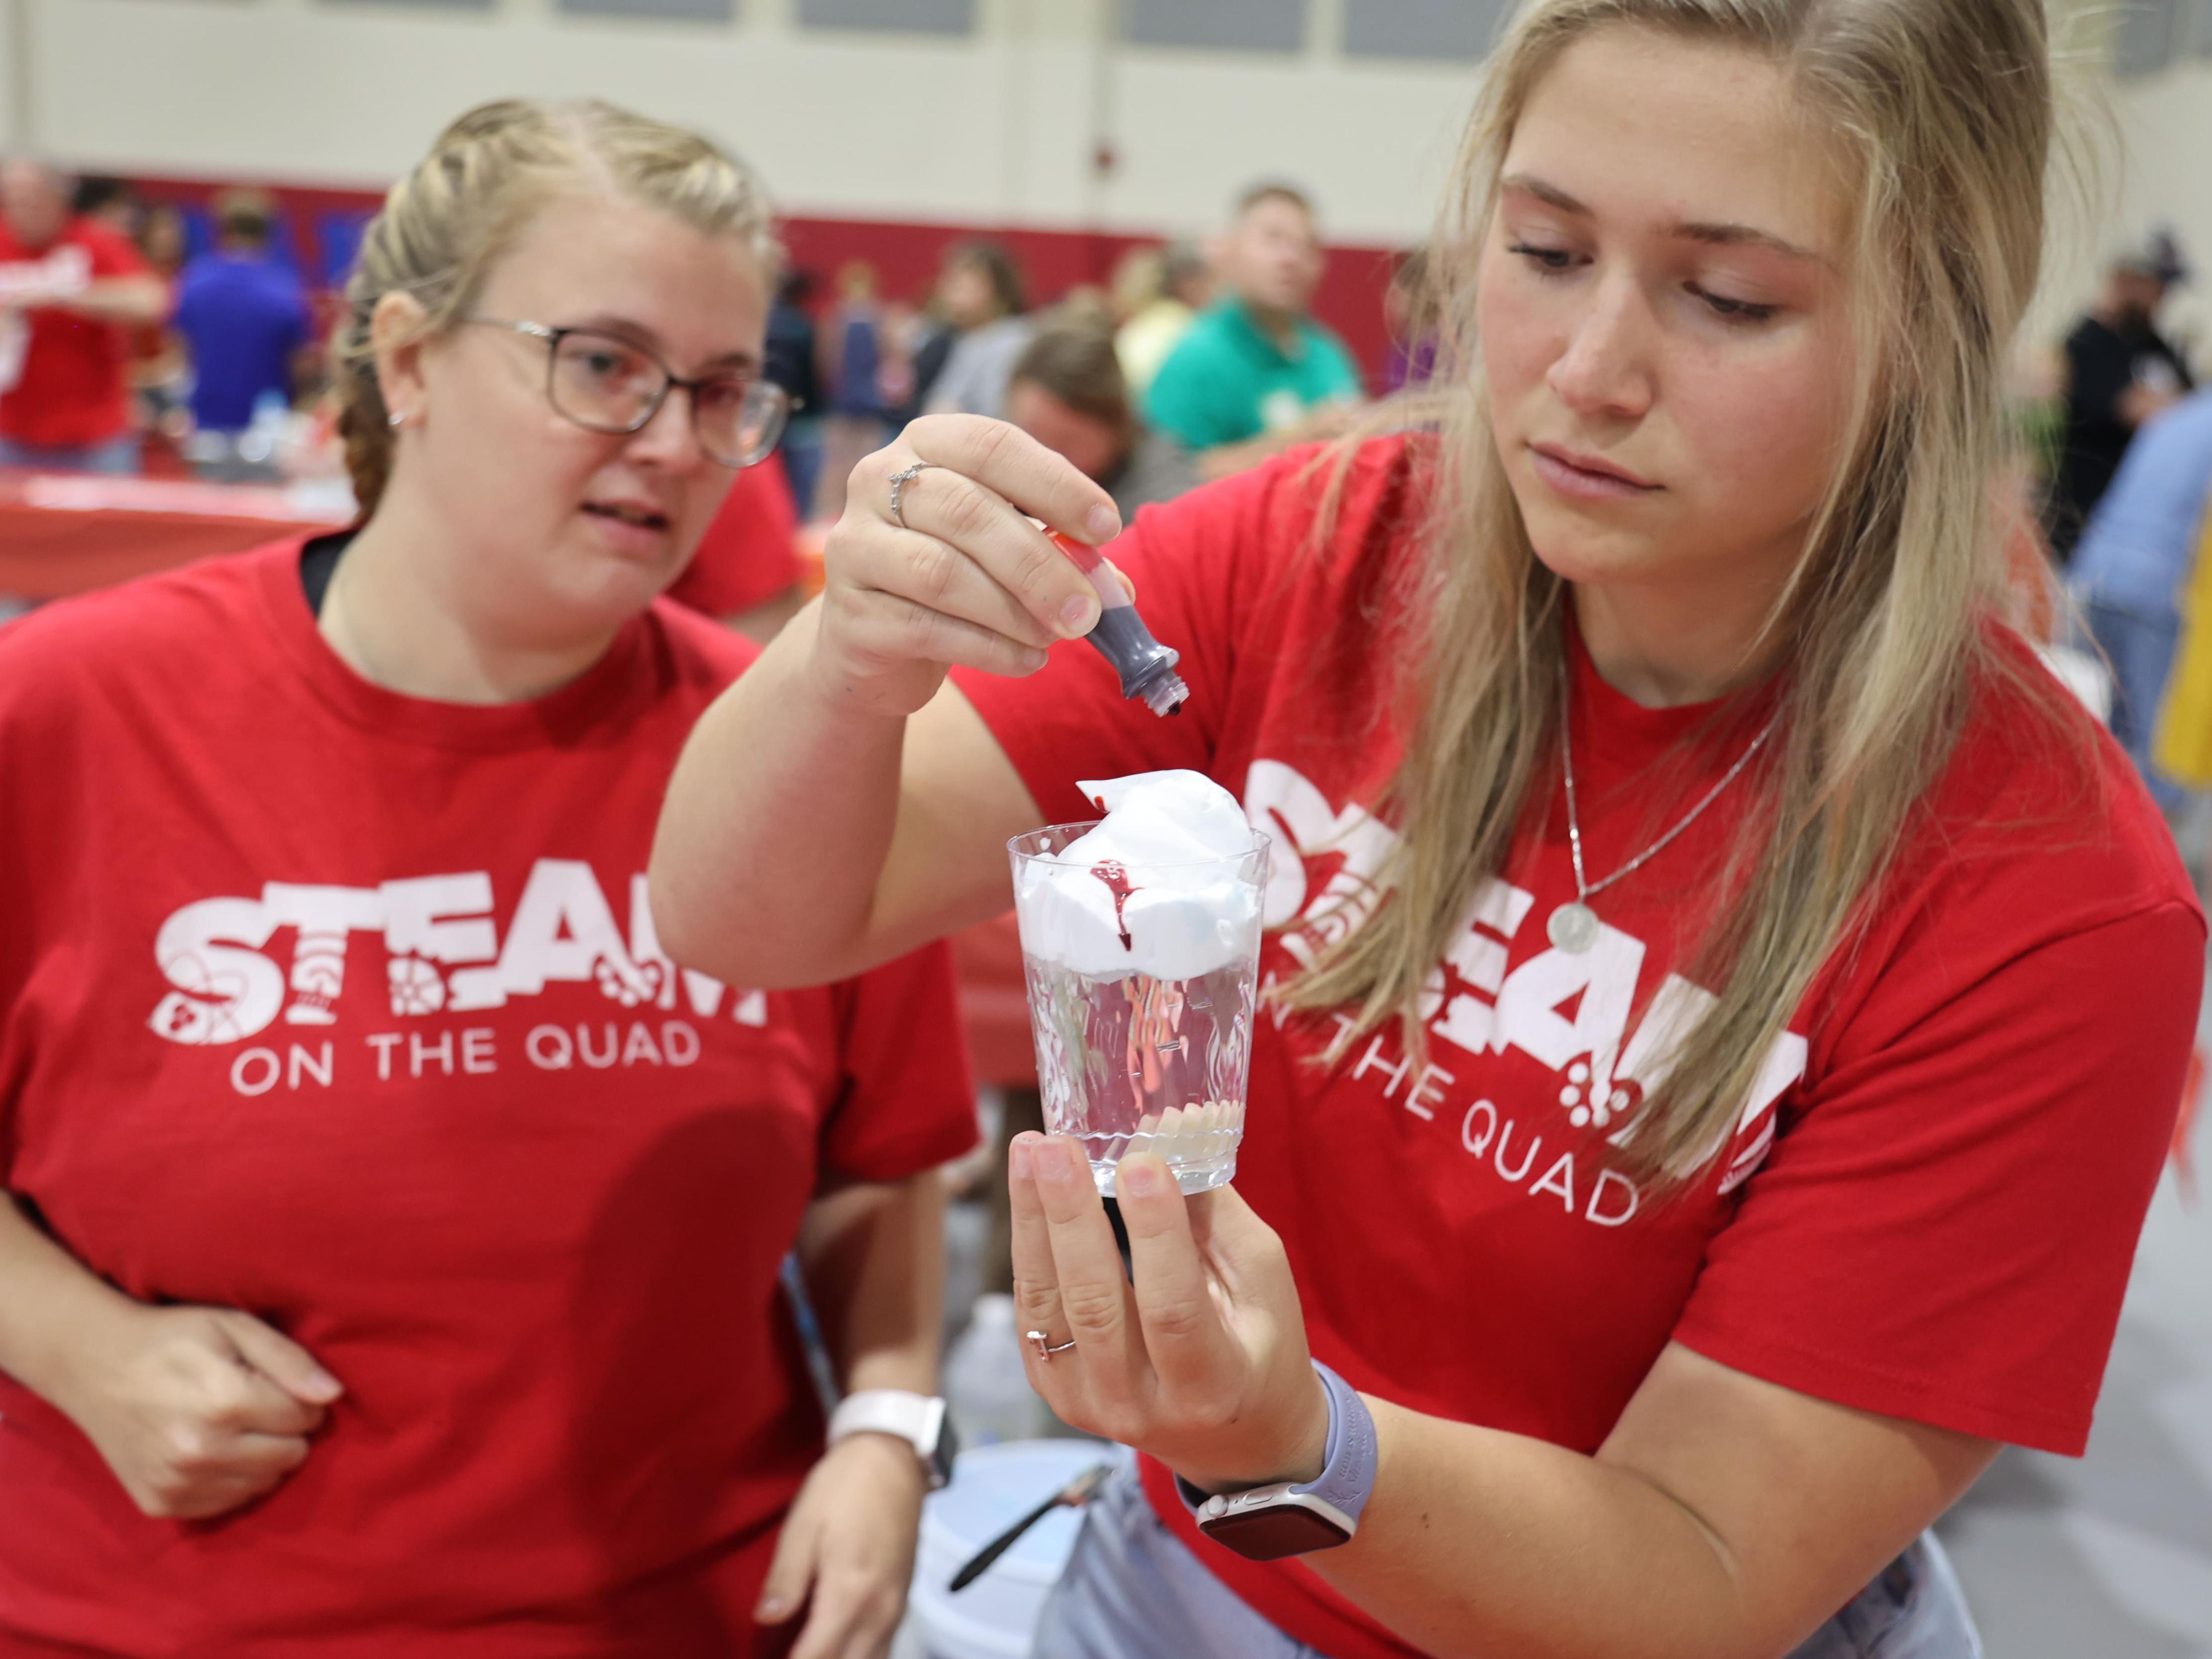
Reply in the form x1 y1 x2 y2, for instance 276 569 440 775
1547 901 1601 954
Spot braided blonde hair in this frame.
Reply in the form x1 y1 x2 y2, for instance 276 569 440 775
332 98 777 518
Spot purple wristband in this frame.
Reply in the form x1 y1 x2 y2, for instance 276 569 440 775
1174 1360 1378 1530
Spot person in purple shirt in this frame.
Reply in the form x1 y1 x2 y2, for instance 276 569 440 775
173 190 312 434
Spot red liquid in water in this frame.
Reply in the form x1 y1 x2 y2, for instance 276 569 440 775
1090 860 1138 951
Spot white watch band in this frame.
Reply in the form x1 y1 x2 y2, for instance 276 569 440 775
828 1390 949 1480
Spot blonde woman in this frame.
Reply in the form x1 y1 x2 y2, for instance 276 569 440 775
0 102 974 1657
652 2 2202 1656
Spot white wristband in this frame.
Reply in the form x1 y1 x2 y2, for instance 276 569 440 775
827 1389 954 1488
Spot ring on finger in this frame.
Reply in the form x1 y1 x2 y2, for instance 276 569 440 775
886 461 937 530
1026 1329 1078 1362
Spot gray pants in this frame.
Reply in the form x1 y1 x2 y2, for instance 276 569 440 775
1036 1463 1981 1659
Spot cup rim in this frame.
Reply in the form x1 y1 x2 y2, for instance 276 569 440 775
1007 819 1273 870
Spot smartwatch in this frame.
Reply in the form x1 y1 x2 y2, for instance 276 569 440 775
1175 1361 1378 1561
826 1389 959 1490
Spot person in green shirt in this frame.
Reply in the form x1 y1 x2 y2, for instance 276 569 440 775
1144 182 1365 479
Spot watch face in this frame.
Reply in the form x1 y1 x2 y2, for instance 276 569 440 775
1196 1504 1353 1561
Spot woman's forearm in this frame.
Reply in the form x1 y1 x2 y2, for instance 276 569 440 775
653 419 1115 990
797 1173 947 1395
651 600 908 989
1312 1363 1982 1659
1309 1401 1750 1659
0 1193 139 1410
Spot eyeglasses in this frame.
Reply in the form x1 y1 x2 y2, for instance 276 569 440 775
463 316 788 469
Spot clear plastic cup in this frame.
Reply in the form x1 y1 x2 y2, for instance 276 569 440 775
1008 822 1270 1195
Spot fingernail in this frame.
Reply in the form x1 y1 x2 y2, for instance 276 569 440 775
1010 1136 1035 1178
1058 594 1100 637
1086 504 1122 543
306 1368 343 1400
1121 1158 1158 1197
756 1597 789 1622
1019 647 1049 674
1038 1137 1077 1184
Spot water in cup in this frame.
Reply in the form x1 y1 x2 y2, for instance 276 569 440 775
1009 772 1269 1195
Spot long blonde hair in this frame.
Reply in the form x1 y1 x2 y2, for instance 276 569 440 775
331 98 777 518
1292 0 2081 1185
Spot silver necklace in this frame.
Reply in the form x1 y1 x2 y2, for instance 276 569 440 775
1547 661 1779 954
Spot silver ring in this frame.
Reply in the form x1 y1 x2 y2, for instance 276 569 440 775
1026 1328 1077 1361
886 460 936 529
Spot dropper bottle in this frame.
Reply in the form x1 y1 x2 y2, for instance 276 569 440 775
1046 530 1190 717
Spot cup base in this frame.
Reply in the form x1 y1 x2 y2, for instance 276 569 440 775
1089 1149 1238 1197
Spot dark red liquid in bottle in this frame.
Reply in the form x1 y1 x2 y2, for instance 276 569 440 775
1090 860 1139 951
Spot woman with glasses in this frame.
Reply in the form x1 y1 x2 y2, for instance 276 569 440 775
0 100 974 1659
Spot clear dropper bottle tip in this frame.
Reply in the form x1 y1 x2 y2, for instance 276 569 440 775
1139 673 1191 717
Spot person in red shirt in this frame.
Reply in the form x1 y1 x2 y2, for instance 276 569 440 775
668 449 808 641
651 2 2202 1657
0 100 974 1659
0 159 167 473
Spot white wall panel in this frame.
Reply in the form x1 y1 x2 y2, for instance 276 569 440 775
0 0 26 153
25 0 2186 335
798 0 973 34
20 0 1477 242
1119 0 1306 54
1100 53 1475 242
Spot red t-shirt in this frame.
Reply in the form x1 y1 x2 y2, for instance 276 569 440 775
0 541 976 1657
953 437 2202 1659
667 455 802 619
0 216 155 448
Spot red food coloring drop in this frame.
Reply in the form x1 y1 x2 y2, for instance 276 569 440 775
1090 859 1138 950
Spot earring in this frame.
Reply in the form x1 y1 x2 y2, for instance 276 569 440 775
387 410 407 430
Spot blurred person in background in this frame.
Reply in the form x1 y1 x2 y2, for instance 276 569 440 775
764 267 824 519
1006 318 1195 521
1384 245 1440 392
892 303 952 428
132 204 196 436
69 180 192 444
1052 284 1115 328
128 202 194 444
1116 237 1213 399
922 238 1032 420
669 452 810 643
2047 230 2196 561
816 258 889 519
1108 243 1164 325
1145 182 1362 480
173 187 315 437
70 176 141 240
135 202 189 285
0 99 973 1659
0 157 168 474
2068 384 2212 818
